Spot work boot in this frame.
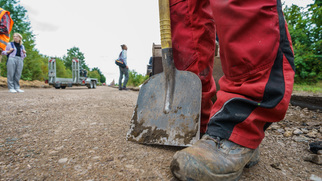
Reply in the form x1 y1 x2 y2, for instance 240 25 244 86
170 135 260 181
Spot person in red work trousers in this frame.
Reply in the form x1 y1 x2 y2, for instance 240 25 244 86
169 0 295 180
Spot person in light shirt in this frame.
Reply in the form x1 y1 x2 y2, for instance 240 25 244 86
118 44 129 91
2 33 26 93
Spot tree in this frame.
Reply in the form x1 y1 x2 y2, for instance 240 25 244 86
284 2 322 84
88 70 100 81
55 58 72 78
91 67 106 83
63 47 89 71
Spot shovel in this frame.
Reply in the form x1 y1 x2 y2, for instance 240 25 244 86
126 0 202 146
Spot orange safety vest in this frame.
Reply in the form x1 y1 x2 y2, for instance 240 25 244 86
0 8 14 51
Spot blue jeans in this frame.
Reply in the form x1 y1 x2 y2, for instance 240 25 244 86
119 67 129 89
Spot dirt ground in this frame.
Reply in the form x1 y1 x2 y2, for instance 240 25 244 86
0 86 321 181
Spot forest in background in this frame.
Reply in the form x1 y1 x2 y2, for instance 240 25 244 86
0 0 106 84
0 0 321 86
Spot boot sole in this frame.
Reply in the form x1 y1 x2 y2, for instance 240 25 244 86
245 148 260 168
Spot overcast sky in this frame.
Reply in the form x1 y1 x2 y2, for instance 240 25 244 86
20 0 313 83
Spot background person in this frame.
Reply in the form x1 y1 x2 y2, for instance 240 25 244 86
118 44 129 90
0 8 14 62
2 33 26 93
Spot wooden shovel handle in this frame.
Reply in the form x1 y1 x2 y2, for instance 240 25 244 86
159 0 172 49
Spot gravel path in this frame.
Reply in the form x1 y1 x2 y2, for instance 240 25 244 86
0 86 321 180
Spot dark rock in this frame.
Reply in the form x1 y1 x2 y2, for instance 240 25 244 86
270 162 282 170
304 154 322 165
309 141 322 154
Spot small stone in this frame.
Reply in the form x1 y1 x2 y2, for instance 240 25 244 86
270 162 281 170
293 128 303 135
22 134 30 138
270 124 280 130
18 110 23 113
301 128 309 134
58 158 68 164
318 150 322 155
284 131 293 137
278 141 286 147
277 129 285 134
303 154 322 165
310 174 322 181
55 146 64 151
292 135 310 142
291 142 298 147
74 165 82 171
106 156 114 162
125 164 134 169
285 127 292 131
14 148 21 154
307 131 318 138
301 122 309 126
92 156 100 160
295 106 301 110
48 150 59 155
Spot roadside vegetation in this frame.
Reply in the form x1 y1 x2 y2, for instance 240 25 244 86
293 81 322 93
127 70 149 87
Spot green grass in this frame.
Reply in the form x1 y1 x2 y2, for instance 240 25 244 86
293 81 322 93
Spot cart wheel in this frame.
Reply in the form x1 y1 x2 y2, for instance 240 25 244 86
55 87 60 89
61 86 66 89
93 81 97 89
88 81 93 89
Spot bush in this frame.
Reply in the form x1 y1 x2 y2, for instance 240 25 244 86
127 70 149 87
284 3 322 84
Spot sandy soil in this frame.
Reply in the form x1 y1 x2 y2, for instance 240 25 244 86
0 86 321 181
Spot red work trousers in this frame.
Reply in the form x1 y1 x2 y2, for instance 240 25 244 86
170 0 295 149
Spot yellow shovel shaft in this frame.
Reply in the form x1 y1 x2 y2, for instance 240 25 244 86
159 0 172 49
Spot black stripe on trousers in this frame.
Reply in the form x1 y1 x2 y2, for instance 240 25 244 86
206 0 295 139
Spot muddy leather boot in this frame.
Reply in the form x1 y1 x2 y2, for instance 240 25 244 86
170 135 259 181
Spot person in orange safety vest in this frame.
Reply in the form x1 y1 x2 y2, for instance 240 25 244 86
0 8 14 60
